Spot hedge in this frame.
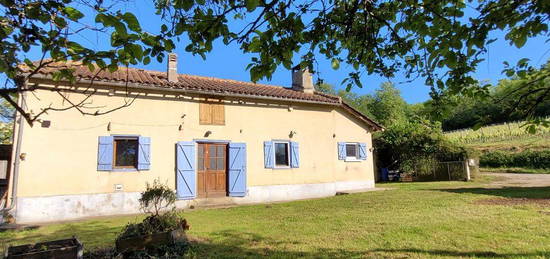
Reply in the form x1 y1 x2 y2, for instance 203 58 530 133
480 150 550 169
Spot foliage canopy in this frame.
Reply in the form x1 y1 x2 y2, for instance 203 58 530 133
0 0 548 124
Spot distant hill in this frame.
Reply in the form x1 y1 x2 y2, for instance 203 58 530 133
444 120 550 152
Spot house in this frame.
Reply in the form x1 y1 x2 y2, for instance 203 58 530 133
2 54 382 223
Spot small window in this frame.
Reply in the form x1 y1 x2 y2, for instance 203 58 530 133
113 137 138 169
0 160 7 179
274 142 290 167
346 143 358 160
199 101 225 125
198 145 205 171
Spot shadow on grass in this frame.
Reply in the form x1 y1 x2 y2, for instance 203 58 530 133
436 186 550 199
3 225 549 258
0 220 128 250
187 230 550 258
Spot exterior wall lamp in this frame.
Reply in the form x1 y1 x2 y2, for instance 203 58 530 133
289 130 297 138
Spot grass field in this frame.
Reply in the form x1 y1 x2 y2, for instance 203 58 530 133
1 177 549 258
464 135 550 152
444 119 550 151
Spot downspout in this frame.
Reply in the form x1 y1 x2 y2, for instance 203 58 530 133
1 88 26 221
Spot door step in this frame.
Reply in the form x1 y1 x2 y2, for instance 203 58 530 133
192 197 237 208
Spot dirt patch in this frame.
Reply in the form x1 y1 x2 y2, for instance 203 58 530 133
476 197 550 207
482 172 550 187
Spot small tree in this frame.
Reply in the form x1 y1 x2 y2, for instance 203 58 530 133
374 120 472 176
118 180 188 241
139 180 177 217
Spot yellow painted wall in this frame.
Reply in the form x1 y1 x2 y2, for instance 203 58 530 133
15 83 374 197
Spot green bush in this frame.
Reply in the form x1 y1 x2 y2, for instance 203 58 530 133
375 120 475 175
117 180 189 240
480 150 550 169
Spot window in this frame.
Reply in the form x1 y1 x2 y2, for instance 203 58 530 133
113 137 138 168
346 143 358 159
208 144 226 170
199 101 225 125
274 142 290 167
338 142 367 161
97 136 151 171
0 160 7 179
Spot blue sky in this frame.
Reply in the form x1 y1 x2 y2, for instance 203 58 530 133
18 1 550 104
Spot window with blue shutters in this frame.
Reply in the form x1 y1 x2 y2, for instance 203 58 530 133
97 135 151 171
338 142 367 162
264 140 299 169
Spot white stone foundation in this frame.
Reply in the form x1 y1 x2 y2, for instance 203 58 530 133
15 180 374 223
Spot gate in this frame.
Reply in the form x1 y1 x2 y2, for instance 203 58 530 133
415 160 474 181
0 144 12 207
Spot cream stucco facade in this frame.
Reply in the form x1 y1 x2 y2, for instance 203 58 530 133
8 80 377 223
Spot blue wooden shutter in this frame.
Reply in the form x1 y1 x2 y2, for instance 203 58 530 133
263 141 274 168
290 142 299 168
228 142 247 197
137 136 151 170
97 136 114 171
337 142 346 160
359 143 367 160
176 141 196 199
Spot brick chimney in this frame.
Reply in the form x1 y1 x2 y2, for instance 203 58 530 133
292 65 314 94
167 53 178 82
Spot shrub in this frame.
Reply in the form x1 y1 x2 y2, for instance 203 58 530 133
139 180 177 216
480 150 550 169
117 180 189 241
118 211 189 240
479 151 513 168
375 120 474 175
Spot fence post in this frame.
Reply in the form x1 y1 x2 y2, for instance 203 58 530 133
447 163 451 181
464 160 471 181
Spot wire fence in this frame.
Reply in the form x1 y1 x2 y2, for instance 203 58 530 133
414 161 467 181
409 160 479 182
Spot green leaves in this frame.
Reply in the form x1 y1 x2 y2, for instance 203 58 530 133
245 0 259 12
122 13 141 32
1 0 548 128
331 58 340 70
63 7 83 21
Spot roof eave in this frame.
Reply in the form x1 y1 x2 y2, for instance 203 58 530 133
340 102 384 132
28 74 342 106
27 74 383 131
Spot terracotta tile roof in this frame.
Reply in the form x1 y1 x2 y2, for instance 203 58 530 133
23 61 341 104
22 61 383 130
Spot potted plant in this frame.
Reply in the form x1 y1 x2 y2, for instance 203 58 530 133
5 236 83 259
115 180 189 256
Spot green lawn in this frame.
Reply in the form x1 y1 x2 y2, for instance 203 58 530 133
2 177 549 258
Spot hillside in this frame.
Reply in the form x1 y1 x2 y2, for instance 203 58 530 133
444 120 550 152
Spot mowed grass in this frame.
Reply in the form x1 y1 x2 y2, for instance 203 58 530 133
1 177 550 258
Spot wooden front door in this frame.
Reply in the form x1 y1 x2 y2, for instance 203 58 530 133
197 143 227 198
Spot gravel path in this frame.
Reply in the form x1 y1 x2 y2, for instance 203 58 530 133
482 172 550 187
